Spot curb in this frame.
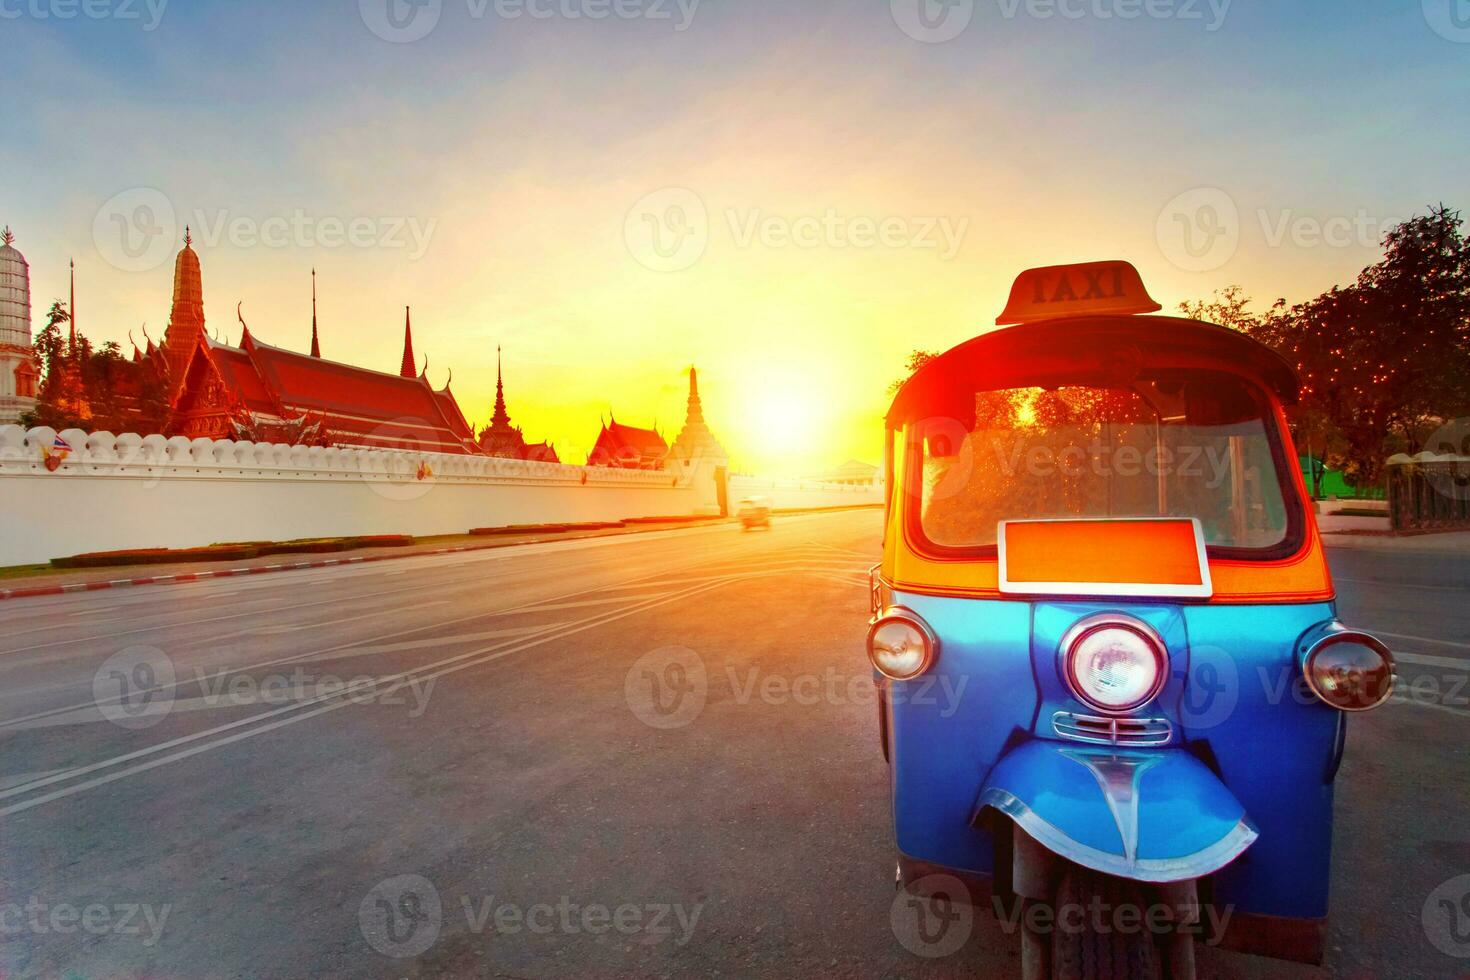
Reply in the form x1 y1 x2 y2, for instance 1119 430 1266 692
0 505 881 603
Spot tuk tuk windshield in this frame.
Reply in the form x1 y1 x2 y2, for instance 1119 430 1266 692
912 375 1297 555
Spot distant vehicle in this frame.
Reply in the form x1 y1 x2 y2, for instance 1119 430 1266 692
737 497 772 530
871 261 1395 979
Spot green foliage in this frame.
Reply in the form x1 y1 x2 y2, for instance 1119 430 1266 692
1183 205 1470 491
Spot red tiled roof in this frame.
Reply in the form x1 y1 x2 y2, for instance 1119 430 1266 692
602 421 667 454
182 336 477 454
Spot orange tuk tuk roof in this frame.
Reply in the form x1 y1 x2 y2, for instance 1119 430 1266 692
887 315 1300 428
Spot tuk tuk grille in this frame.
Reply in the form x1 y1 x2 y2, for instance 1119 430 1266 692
1051 711 1173 747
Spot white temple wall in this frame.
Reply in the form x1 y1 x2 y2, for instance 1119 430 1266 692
727 474 884 513
0 427 879 566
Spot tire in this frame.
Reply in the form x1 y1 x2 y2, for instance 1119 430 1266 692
1051 868 1161 980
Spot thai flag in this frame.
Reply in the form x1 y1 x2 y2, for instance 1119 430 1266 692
52 436 72 453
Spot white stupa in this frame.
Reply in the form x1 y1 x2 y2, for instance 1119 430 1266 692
0 226 39 423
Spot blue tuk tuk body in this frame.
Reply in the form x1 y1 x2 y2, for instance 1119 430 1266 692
871 263 1394 974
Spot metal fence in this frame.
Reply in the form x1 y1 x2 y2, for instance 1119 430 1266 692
1386 454 1470 531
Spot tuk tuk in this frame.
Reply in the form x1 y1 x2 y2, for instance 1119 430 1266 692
870 261 1395 979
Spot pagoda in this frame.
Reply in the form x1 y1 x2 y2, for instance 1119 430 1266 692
0 226 40 424
477 348 559 463
161 229 206 399
665 366 726 463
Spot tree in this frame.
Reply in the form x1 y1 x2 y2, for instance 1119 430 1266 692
1183 205 1470 491
890 349 938 394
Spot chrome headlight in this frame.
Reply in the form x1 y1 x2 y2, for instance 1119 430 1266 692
867 609 937 681
1061 615 1168 714
1301 627 1395 711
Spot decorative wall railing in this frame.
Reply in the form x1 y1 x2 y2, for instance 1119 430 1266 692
1386 453 1470 532
0 426 689 488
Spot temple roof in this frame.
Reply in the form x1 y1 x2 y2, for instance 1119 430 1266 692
602 421 666 452
182 334 478 454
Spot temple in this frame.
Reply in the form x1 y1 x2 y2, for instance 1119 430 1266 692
166 256 477 451
477 348 559 462
589 414 668 469
0 227 40 424
12 233 709 470
665 367 726 462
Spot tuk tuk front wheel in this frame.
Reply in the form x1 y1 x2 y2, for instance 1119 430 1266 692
1049 868 1166 980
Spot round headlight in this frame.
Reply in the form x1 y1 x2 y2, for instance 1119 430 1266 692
867 611 936 681
1063 617 1167 714
1304 632 1395 711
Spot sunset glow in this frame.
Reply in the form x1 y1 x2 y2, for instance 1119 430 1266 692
4 2 1463 474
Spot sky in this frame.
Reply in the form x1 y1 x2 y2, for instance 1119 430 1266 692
2 0 1467 473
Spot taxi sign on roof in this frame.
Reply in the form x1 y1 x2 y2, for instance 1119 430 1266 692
997 260 1162 326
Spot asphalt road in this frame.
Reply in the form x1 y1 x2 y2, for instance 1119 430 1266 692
0 511 1466 979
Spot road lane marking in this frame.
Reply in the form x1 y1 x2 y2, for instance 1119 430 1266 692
0 768 79 790
0 576 742 816
1395 651 1469 670
0 579 477 656
0 564 714 732
0 556 864 809
67 606 121 617
1335 578 1469 592
0 549 752 747
1375 631 1470 652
